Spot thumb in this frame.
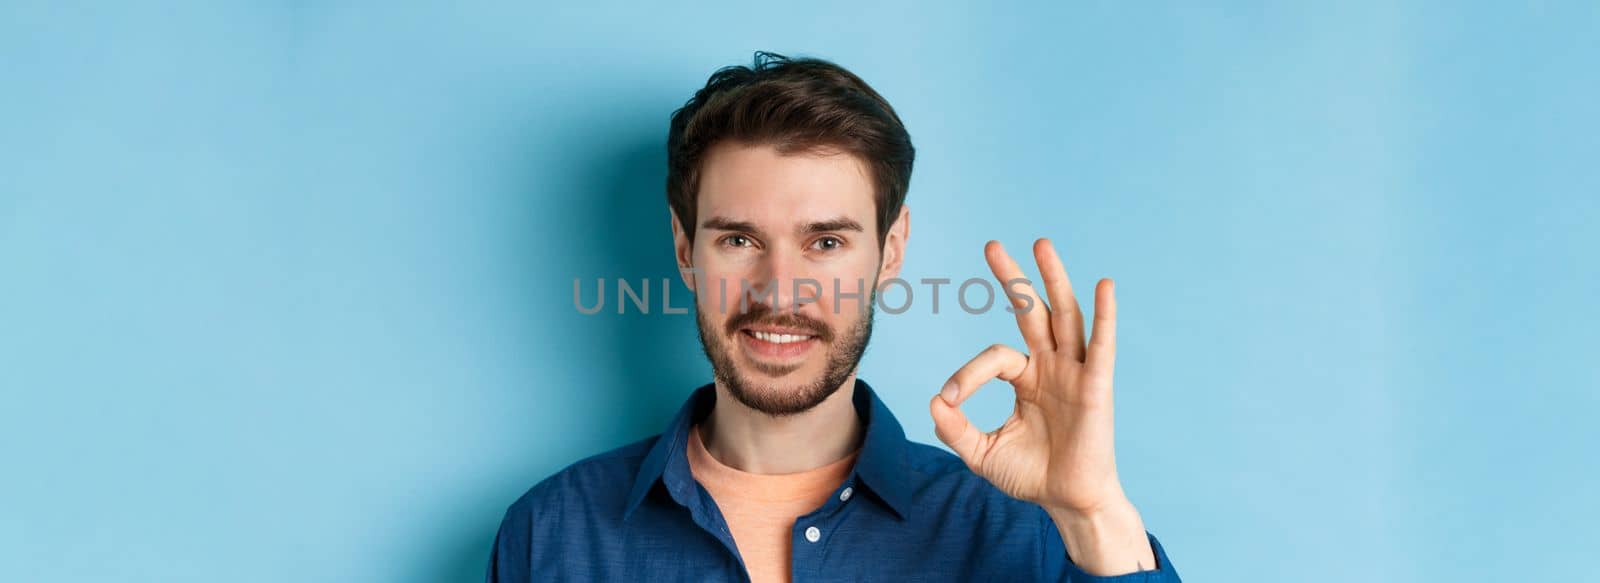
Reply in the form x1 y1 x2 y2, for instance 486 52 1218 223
930 395 983 468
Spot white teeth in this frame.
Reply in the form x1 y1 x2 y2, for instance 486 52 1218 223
751 331 811 344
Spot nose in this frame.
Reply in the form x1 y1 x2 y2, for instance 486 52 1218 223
745 248 816 313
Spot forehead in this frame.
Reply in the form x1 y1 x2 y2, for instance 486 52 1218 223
696 142 876 228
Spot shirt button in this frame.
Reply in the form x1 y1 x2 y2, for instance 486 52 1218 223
839 487 853 502
804 526 821 543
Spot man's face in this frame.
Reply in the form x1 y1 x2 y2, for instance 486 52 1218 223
674 142 907 417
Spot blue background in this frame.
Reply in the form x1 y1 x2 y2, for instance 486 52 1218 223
3 2 1596 581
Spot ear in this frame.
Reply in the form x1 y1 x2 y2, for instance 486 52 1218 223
670 210 697 292
878 204 911 281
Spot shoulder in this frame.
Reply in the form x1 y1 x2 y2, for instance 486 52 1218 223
500 434 658 524
488 435 662 577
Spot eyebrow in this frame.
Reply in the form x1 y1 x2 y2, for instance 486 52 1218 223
700 215 865 236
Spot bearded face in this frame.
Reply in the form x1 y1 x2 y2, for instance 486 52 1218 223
673 142 906 417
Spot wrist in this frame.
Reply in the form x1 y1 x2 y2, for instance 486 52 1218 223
1044 496 1155 576
1043 492 1135 526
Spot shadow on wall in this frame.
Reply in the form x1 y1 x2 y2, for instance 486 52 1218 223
416 102 711 581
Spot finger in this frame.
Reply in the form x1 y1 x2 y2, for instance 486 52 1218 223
985 240 1055 352
931 344 1029 466
1085 278 1117 377
938 343 1030 406
1033 238 1085 361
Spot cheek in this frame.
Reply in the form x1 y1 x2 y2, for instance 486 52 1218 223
689 262 747 317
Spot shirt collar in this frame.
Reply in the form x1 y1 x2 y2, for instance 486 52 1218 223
623 378 912 522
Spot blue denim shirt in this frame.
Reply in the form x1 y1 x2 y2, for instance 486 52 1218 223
487 379 1181 582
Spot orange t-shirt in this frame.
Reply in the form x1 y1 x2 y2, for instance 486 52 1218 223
685 424 860 583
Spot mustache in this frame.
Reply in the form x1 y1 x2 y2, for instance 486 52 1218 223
724 304 834 343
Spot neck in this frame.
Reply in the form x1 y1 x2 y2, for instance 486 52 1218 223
699 373 865 474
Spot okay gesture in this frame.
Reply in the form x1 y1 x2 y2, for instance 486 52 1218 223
929 238 1158 576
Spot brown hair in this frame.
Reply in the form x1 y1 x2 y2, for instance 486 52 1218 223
666 51 915 245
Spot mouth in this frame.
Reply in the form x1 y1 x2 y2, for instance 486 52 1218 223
738 326 821 362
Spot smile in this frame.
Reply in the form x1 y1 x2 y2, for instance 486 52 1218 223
748 330 813 343
738 328 821 361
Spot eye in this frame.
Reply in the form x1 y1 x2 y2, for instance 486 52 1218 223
721 234 754 248
811 236 845 251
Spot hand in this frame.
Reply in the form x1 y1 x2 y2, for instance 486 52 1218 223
929 238 1155 575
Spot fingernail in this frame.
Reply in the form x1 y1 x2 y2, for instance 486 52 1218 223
939 381 959 404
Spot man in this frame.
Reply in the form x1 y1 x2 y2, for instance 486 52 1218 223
488 52 1181 582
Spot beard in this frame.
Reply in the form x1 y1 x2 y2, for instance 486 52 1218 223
694 292 875 418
